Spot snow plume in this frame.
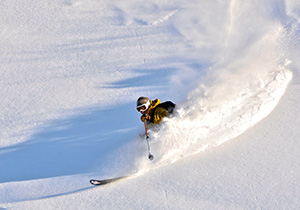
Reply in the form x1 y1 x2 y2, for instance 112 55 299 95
154 57 292 166
141 1 294 168
85 0 298 177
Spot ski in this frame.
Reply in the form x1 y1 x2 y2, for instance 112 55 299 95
90 175 129 186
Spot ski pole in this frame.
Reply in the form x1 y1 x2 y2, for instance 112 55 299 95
144 119 154 160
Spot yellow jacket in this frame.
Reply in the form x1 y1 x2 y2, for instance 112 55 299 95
144 99 170 124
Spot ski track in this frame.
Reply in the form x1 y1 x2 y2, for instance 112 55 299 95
113 0 294 173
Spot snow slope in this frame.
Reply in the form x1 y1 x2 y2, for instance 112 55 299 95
1 0 300 209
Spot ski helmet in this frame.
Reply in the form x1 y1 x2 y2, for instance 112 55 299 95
137 97 149 106
136 96 150 112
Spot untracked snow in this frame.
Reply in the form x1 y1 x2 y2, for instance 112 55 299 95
1 0 300 209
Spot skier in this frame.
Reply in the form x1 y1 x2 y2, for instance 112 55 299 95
136 96 175 124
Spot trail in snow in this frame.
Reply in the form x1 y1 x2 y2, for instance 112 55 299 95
109 0 295 175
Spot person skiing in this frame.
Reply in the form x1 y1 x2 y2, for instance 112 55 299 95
136 96 175 124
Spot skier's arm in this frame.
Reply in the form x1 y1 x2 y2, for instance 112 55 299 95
153 107 169 124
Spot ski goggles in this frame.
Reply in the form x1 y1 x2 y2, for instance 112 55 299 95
136 100 150 112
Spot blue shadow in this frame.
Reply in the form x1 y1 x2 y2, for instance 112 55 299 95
100 68 176 89
0 103 140 183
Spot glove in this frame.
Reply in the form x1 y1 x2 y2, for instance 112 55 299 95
141 114 151 122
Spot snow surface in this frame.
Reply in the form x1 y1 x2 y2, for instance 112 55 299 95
1 0 300 209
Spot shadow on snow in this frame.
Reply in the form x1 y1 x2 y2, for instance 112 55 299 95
0 64 182 202
0 103 141 184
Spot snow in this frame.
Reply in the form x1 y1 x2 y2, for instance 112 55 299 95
1 0 300 209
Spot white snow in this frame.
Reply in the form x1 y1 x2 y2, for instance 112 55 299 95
1 0 300 209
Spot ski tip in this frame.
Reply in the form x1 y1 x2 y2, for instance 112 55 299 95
89 175 129 186
90 179 102 185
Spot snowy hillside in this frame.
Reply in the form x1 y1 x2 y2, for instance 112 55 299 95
1 0 300 209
